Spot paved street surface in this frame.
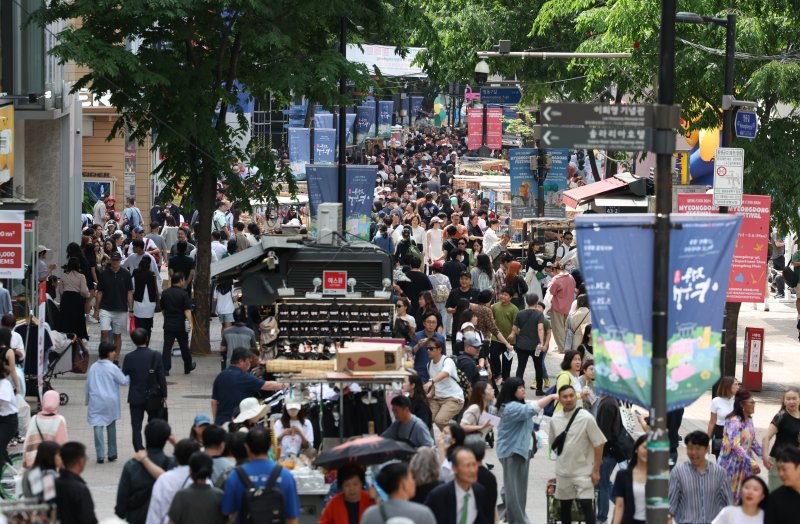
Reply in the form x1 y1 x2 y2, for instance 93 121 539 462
47 296 796 522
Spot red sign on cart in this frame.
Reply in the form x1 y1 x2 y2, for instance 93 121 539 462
323 271 347 295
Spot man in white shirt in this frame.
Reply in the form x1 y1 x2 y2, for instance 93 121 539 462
210 230 228 262
423 341 464 431
556 231 573 261
146 439 207 524
122 240 162 288
483 218 500 255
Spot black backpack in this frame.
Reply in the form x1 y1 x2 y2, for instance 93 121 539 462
235 465 285 524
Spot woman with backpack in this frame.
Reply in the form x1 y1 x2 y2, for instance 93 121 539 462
565 294 592 352
428 261 451 334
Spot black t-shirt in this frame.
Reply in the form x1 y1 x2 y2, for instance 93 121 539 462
168 254 195 281
769 411 800 457
344 500 360 524
765 486 800 524
441 260 466 289
96 268 133 312
512 309 544 350
160 286 191 331
397 271 433 316
445 287 479 310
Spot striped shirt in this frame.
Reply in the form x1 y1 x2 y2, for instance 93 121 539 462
668 460 732 524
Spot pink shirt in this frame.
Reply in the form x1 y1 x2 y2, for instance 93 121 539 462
549 273 576 315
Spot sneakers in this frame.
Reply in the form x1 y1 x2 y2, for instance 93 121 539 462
543 378 551 389
86 314 98 324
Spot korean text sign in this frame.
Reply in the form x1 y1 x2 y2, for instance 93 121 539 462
677 194 770 302
576 213 741 409
0 211 24 278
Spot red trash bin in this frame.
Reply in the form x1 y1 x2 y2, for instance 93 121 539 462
742 327 764 392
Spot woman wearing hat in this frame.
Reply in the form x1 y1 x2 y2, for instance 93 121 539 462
273 400 314 457
231 397 268 431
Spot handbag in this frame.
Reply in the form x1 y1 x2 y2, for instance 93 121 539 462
551 407 581 456
611 401 635 462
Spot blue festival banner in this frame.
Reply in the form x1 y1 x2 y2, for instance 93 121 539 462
305 165 338 219
346 166 376 240
355 106 375 144
575 213 741 410
410 97 424 121
509 148 537 220
543 148 570 218
313 128 336 164
344 113 356 144
378 101 394 137
314 112 334 129
288 128 311 163
286 103 308 129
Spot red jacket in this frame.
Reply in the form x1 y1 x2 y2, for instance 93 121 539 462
319 491 374 524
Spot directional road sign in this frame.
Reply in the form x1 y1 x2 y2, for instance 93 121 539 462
541 103 681 128
540 126 652 151
479 87 522 105
735 110 758 140
713 147 744 207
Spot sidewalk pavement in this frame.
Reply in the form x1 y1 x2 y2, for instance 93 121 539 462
49 295 798 522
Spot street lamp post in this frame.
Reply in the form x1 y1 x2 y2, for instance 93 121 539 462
474 60 491 157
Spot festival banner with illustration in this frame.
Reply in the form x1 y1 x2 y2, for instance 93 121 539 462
677 193 771 303
543 148 570 218
508 148 536 220
287 127 311 180
355 106 375 144
378 101 394 137
313 128 336 164
305 165 337 219
575 213 741 410
305 165 374 241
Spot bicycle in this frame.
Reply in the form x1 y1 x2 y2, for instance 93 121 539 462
0 452 23 500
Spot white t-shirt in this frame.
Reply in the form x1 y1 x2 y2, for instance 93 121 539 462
273 418 314 456
213 288 236 315
710 396 735 426
633 480 646 520
397 314 416 332
426 229 443 261
428 357 463 401
132 283 156 319
711 506 764 524
9 331 23 362
0 380 18 416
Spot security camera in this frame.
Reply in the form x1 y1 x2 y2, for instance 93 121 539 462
474 60 490 86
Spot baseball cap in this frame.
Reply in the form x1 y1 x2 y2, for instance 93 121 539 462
285 401 302 411
463 333 482 348
193 413 212 427
460 321 475 331
431 216 443 223
37 245 50 253
133 226 144 234
110 252 122 261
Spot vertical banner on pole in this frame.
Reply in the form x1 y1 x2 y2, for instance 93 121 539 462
410 97 424 122
467 109 483 151
345 166 375 241
313 129 336 164
509 149 537 220
37 281 46 400
543 149 570 218
314 112 334 129
576 213 740 409
0 211 25 278
355 106 374 144
378 101 394 137
485 108 503 150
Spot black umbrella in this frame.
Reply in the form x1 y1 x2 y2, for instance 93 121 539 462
314 436 417 470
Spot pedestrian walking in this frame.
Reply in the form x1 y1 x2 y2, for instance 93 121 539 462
762 387 800 491
0 358 17 468
57 257 89 340
611 434 648 524
510 292 545 394
54 442 97 524
548 384 606 524
85 341 130 463
146 439 203 524
489 287 518 387
764 445 800 524
167 452 226 524
553 350 586 414
546 262 576 352
719 389 763 501
711 475 768 524
160 272 195 375
361 462 437 524
122 328 168 452
95 251 133 355
382 395 435 448
669 431 732 524
595 395 634 523
424 447 491 524
708 376 739 459
423 339 465 431
132 257 159 344
22 389 68 468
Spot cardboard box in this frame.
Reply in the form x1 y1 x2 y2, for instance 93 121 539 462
336 341 405 373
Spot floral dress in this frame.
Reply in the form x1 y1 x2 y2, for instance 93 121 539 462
718 415 762 501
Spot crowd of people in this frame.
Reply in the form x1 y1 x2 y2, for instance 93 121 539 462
5 128 797 524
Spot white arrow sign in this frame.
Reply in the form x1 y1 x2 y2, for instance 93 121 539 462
541 106 562 122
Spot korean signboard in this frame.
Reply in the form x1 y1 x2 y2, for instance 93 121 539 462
0 211 24 279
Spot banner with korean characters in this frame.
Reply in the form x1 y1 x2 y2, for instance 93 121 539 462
576 213 741 409
677 194 771 303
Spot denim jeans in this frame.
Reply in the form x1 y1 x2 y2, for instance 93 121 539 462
596 454 618 521
93 421 117 460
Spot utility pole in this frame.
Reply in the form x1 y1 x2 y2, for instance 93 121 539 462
648 1 676 523
337 16 347 234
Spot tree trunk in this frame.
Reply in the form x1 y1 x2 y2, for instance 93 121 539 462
190 167 215 355
721 301 741 379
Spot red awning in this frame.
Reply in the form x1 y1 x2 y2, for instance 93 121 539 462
562 177 629 208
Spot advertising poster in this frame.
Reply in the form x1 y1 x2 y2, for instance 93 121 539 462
288 128 311 163
314 112 334 129
343 112 356 145
576 213 740 409
467 109 483 151
355 106 375 144
508 148 537 220
0 210 24 279
313 128 336 164
345 166 375 240
0 105 14 186
543 148 570 218
486 108 503 150
677 194 771 303
378 101 394 137
305 165 337 218
410 97 424 121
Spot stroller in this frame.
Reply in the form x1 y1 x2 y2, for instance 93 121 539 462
41 331 88 406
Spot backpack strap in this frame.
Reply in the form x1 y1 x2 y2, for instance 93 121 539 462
235 466 254 490
265 464 283 490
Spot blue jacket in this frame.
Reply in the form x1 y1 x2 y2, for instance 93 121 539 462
496 401 540 460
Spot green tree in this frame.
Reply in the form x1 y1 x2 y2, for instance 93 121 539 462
33 0 392 352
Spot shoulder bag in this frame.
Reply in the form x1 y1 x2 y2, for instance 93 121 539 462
551 407 581 456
